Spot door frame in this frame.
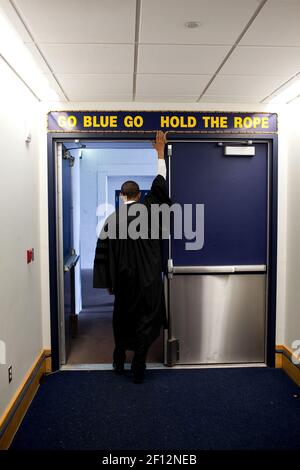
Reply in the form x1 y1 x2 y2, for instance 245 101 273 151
47 132 278 370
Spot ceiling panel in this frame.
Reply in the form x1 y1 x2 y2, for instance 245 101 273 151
138 45 230 74
40 44 134 74
0 0 32 42
140 0 259 45
25 44 50 73
8 0 299 104
200 95 262 103
57 74 133 100
241 0 300 47
221 46 300 77
37 73 66 101
206 74 290 99
135 95 198 102
14 0 136 43
136 74 210 95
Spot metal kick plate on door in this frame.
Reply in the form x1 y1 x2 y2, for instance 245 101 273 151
170 274 266 365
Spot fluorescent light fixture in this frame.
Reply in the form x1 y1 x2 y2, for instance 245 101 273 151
269 78 300 104
0 9 59 101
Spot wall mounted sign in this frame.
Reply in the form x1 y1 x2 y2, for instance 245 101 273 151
47 111 277 134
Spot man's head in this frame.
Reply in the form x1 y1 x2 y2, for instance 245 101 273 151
120 180 141 202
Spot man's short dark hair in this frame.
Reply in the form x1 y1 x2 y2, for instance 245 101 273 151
121 180 140 199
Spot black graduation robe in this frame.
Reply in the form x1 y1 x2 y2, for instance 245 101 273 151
93 174 171 351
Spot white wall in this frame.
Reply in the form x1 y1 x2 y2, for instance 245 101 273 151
0 58 43 419
283 100 300 351
275 105 289 345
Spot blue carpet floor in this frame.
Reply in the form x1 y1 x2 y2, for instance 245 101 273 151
11 368 300 450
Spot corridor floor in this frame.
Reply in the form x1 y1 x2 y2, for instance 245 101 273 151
67 269 163 364
11 368 300 450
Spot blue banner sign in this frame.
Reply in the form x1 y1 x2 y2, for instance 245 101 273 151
48 111 277 134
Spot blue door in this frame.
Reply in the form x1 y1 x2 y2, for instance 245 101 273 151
167 141 268 365
62 147 73 361
60 145 79 364
171 141 268 266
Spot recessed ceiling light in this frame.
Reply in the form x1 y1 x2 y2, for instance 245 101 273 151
184 21 202 29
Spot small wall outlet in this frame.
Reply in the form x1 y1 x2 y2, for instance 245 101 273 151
8 365 12 383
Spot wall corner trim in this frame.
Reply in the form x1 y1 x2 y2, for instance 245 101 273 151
276 344 300 386
0 349 51 449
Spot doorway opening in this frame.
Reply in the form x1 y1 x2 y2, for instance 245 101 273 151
59 140 164 366
50 133 277 371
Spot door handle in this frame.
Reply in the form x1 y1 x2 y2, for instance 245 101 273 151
169 265 266 274
64 254 80 272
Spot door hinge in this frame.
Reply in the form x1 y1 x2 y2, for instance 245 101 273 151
63 150 75 167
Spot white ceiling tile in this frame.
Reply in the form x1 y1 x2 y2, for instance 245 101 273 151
200 95 262 104
14 0 136 43
135 95 198 102
241 0 300 46
25 44 50 73
140 0 259 45
136 74 210 95
56 74 133 100
138 45 230 74
73 95 132 102
206 75 290 99
0 0 32 42
40 44 134 74
221 46 300 77
37 74 66 101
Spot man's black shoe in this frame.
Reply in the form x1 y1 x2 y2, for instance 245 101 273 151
131 362 145 384
113 362 125 375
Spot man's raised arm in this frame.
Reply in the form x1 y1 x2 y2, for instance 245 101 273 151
153 130 167 179
143 131 170 206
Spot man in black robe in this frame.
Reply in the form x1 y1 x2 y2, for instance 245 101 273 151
93 131 170 383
